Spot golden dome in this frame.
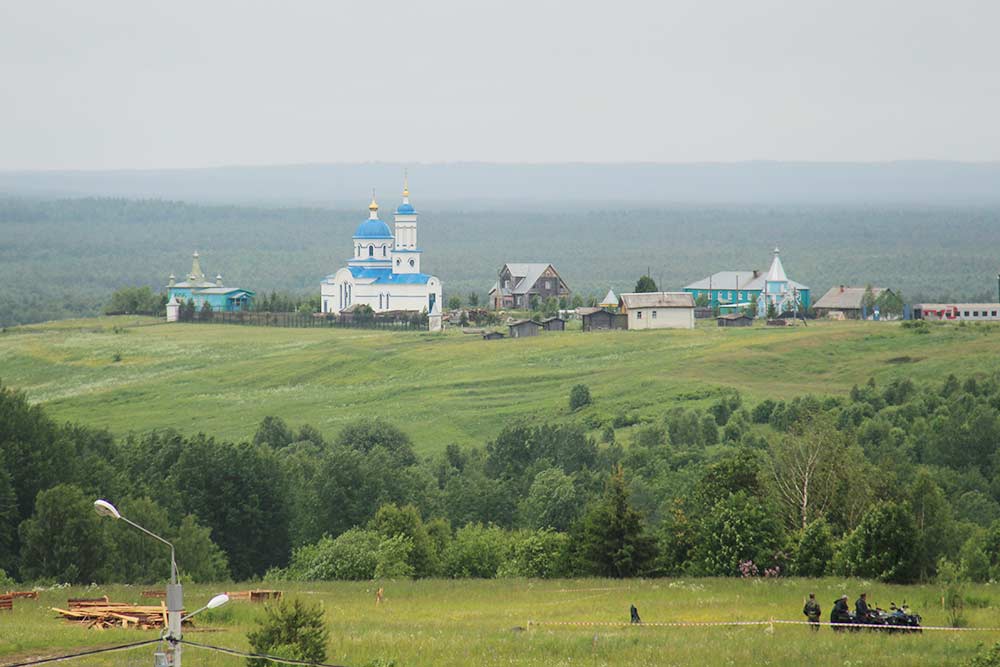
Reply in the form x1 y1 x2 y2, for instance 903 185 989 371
368 190 379 212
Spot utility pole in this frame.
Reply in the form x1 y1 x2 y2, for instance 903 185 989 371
95 499 196 667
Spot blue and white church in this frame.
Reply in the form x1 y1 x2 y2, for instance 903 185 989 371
321 179 442 315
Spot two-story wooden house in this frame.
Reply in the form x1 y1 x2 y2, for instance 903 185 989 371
489 263 571 309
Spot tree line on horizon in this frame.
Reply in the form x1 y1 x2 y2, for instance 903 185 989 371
3 197 1000 327
5 365 1000 586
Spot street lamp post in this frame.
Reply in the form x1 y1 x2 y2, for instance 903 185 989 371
94 499 224 667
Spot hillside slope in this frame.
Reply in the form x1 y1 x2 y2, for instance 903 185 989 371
1 318 999 452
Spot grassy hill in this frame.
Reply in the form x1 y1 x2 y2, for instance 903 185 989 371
2 317 1000 452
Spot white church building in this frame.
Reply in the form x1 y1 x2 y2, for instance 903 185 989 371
321 180 442 315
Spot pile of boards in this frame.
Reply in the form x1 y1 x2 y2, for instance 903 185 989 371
51 595 180 630
1 590 38 611
226 589 282 603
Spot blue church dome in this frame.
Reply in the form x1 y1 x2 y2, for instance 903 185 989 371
354 218 393 238
396 202 415 215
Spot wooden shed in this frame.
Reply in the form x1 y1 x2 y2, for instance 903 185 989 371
541 316 566 331
508 319 542 338
717 313 753 327
482 331 506 340
580 308 627 332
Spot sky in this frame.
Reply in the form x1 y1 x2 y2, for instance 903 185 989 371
1 0 999 170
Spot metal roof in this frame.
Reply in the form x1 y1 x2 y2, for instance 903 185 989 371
619 292 695 309
813 286 889 310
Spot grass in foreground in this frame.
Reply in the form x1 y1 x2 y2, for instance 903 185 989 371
2 578 1000 667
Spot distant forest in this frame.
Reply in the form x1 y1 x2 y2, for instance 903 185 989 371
2 197 1000 326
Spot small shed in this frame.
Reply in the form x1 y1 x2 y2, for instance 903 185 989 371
482 331 506 340
717 313 753 327
508 319 542 338
541 316 566 331
581 308 626 332
766 319 788 327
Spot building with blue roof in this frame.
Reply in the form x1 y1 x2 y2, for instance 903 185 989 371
683 248 810 317
166 251 254 316
321 176 442 315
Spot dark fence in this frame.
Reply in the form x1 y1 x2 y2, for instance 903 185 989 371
183 311 426 331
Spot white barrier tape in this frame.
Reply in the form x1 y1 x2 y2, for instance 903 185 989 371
528 619 1000 632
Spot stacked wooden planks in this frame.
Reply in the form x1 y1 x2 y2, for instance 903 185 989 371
52 596 181 630
226 589 282 603
0 594 12 611
7 590 39 599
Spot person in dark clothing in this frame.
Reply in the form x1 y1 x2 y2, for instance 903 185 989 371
803 593 821 631
855 593 870 622
831 595 850 630
630 604 641 624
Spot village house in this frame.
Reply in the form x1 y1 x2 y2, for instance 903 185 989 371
489 263 571 309
813 286 894 319
618 292 695 330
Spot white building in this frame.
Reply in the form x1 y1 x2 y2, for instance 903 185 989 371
618 292 695 329
321 180 442 315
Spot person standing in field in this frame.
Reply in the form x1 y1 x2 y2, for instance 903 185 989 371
803 593 821 631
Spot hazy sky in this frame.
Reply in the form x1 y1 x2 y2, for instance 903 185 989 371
2 0 999 170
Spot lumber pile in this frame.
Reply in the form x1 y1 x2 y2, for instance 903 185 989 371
6 590 39 600
0 595 12 611
140 590 166 599
226 589 283 603
52 596 182 630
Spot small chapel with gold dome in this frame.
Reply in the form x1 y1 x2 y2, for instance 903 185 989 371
320 178 442 315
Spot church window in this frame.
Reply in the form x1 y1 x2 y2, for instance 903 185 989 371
409 259 415 267
369 245 374 257
323 299 328 313
383 246 387 257
379 293 383 309
396 258 401 265
386 294 390 308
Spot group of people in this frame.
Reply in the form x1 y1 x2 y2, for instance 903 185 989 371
802 592 871 629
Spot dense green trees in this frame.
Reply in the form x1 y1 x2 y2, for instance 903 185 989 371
9 371 1000 585
634 275 657 293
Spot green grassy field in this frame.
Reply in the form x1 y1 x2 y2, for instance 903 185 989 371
3 578 1000 667
3 318 1000 452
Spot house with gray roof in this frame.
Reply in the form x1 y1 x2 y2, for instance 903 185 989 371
813 286 893 319
489 263 571 309
683 248 810 316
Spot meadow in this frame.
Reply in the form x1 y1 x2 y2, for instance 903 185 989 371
3 317 1000 452
3 578 1000 667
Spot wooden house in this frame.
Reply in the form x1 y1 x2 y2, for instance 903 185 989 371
490 263 571 309
508 319 542 338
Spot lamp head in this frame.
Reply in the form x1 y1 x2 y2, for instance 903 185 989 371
93 499 121 519
207 594 229 610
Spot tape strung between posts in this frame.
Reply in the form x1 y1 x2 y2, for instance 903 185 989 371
527 619 1000 632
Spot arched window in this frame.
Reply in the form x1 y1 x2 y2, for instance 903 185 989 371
396 258 400 266
386 293 390 308
379 293 383 309
368 245 374 257
409 259 415 267
382 246 387 257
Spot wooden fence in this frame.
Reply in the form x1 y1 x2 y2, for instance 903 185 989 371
182 311 425 331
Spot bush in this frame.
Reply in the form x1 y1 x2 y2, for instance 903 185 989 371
497 529 570 578
967 643 1000 667
835 501 919 583
692 492 782 576
569 384 592 411
247 597 329 667
791 519 834 577
287 529 380 580
444 524 510 578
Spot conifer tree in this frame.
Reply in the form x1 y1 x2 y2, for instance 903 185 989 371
575 466 656 577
